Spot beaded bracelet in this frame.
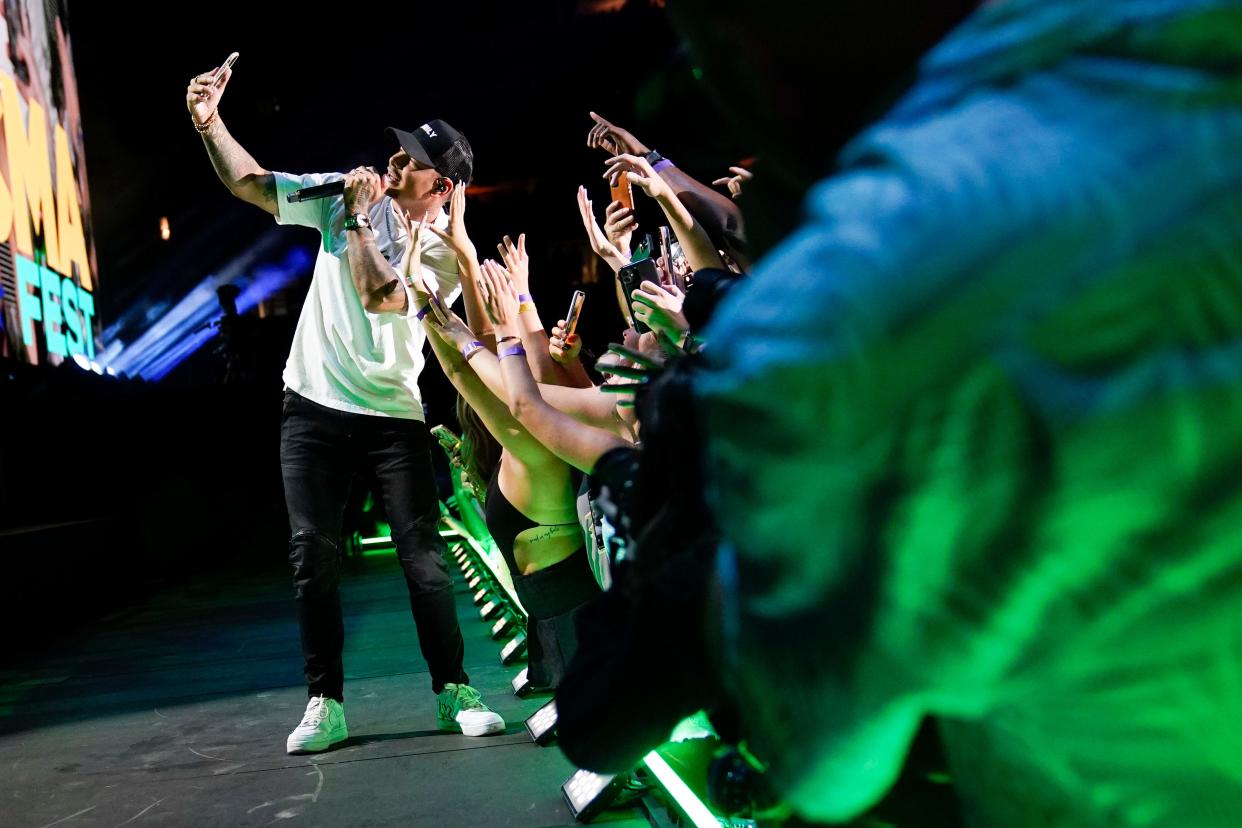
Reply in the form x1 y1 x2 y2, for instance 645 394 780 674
192 110 218 134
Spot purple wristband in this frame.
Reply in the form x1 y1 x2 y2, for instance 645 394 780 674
415 303 433 320
517 293 533 303
651 158 674 174
499 343 527 360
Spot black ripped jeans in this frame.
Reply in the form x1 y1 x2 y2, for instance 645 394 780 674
280 390 468 702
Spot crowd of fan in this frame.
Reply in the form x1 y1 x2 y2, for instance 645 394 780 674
403 1 1242 824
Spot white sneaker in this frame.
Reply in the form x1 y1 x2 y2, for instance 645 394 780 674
437 683 505 736
286 695 348 754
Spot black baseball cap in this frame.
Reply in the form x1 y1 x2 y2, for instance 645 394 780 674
387 119 473 185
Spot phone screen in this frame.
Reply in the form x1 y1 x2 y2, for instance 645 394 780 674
564 291 586 337
669 241 688 291
657 226 673 286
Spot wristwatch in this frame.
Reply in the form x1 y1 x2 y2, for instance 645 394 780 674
645 150 674 174
344 212 372 232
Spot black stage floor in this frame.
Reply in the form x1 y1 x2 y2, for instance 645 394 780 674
1 553 646 827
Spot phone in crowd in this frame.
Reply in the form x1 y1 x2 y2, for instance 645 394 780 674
630 233 653 263
430 424 461 453
564 290 586 337
657 226 673 286
213 52 240 85
669 240 688 291
618 258 658 335
609 170 634 213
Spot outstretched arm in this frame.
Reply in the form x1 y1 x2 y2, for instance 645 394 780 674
587 111 743 262
603 153 725 274
426 182 497 351
493 234 572 386
400 254 559 470
186 61 276 216
479 260 628 472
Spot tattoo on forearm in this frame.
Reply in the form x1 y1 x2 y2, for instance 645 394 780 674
205 128 247 182
260 174 276 206
203 122 275 210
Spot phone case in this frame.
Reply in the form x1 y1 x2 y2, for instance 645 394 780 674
619 259 658 334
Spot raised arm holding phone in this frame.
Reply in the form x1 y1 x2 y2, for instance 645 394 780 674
186 55 505 755
587 111 748 269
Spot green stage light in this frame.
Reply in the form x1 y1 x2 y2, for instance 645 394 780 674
480 599 502 620
359 536 396 558
473 587 490 606
642 750 718 828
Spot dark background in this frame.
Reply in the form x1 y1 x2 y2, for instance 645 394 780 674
0 1 751 651
77 1 742 343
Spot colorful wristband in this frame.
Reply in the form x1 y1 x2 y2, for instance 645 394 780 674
415 303 433 320
499 343 527 360
517 301 537 314
517 293 533 303
651 158 674 174
461 340 485 361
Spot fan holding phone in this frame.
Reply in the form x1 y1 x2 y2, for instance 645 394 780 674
600 153 726 341
550 290 586 365
630 280 689 349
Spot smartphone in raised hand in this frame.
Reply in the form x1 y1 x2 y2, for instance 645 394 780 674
609 170 634 213
668 240 688 291
213 52 239 85
657 226 673 286
564 290 586 337
618 259 657 335
430 424 461 453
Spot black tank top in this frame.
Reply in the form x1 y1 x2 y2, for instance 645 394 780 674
484 464 582 576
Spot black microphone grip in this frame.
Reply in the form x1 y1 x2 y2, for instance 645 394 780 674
286 180 346 203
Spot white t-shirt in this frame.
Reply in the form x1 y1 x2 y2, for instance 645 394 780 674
274 172 461 421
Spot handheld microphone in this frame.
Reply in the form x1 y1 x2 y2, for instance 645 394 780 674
286 180 346 203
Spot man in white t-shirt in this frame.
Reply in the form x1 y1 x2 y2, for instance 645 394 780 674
186 62 504 754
